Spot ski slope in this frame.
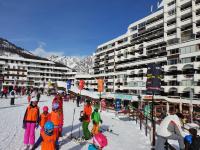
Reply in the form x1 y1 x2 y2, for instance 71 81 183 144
0 95 150 150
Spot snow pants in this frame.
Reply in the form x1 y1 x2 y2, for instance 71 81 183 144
82 121 91 140
155 134 185 150
10 98 15 105
91 123 99 135
24 122 36 145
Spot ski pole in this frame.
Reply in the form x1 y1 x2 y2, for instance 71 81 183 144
70 108 76 139
78 111 83 138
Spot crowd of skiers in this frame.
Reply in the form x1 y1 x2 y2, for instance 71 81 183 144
21 92 108 150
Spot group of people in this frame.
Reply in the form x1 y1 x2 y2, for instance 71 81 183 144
23 94 64 150
79 99 107 150
156 112 200 150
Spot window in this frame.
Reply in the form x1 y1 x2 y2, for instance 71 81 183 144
181 57 195 63
168 59 178 65
181 45 196 54
131 26 137 31
168 9 176 16
138 22 146 29
168 0 176 7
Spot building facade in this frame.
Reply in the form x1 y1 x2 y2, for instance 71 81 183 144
0 56 76 90
93 0 200 100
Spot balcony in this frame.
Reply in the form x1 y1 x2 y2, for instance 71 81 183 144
167 34 177 41
181 7 192 16
180 0 191 5
146 19 163 29
177 74 193 81
167 24 176 31
181 18 192 26
164 75 177 82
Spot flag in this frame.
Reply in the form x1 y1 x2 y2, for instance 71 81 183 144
67 80 72 90
98 79 104 92
79 80 85 90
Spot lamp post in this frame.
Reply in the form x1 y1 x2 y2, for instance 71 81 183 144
190 88 193 123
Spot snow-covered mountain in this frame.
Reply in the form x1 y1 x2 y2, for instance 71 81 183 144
48 55 93 73
0 38 48 61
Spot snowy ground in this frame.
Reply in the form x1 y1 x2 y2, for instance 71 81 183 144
0 95 150 150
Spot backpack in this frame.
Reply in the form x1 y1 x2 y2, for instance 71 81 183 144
11 91 15 96
189 136 200 150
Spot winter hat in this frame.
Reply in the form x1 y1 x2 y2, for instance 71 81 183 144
44 121 54 136
93 133 108 148
43 106 49 112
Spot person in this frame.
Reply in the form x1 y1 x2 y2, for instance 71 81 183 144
76 94 81 107
88 133 108 150
100 99 106 112
31 121 59 150
1 87 8 98
91 107 102 136
23 98 40 149
82 100 92 140
184 128 200 150
36 91 41 102
10 89 15 105
52 95 64 137
155 113 185 150
39 106 50 132
50 103 61 140
28 94 31 103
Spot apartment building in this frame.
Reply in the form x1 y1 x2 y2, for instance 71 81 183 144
0 56 76 89
93 0 200 100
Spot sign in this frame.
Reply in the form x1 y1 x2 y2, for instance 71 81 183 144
146 63 162 92
79 80 85 90
115 99 121 112
67 80 72 90
97 79 104 92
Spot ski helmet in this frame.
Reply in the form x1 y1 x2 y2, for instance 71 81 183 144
43 106 49 112
93 133 108 148
52 103 59 110
44 121 54 135
184 135 193 144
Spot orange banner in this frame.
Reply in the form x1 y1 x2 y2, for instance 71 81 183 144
98 79 104 92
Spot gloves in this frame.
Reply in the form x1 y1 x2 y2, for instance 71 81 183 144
22 121 26 129
100 120 103 124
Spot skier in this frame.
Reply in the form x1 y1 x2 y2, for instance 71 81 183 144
82 100 92 140
36 91 41 102
10 89 15 105
184 128 200 150
39 106 50 132
88 133 108 150
27 94 31 103
91 107 102 136
155 113 185 150
50 103 61 140
76 94 81 107
100 99 106 112
52 95 64 137
31 121 59 150
1 87 8 98
23 98 40 149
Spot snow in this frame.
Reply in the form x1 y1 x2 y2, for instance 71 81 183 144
0 95 150 150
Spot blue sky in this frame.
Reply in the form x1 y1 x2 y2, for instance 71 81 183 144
0 0 159 56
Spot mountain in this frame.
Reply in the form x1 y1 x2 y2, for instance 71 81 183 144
0 38 70 68
48 55 93 73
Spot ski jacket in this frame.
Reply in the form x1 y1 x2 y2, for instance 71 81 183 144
10 90 15 98
91 111 101 124
157 115 185 138
50 111 61 126
39 113 50 128
83 105 92 122
24 106 40 123
88 144 98 150
32 131 59 150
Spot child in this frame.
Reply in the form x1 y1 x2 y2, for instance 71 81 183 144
31 121 59 150
91 107 102 136
23 98 40 149
184 128 200 150
88 133 108 150
39 106 50 132
50 103 61 140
